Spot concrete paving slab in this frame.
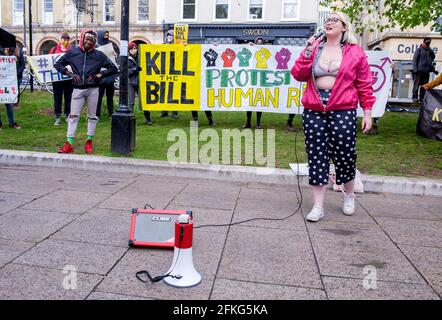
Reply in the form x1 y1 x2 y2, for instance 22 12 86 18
218 226 323 289
0 180 59 196
0 263 103 300
399 244 442 296
171 183 240 211
211 278 327 300
21 189 110 214
0 239 35 268
0 192 36 215
97 249 213 299
323 276 440 300
374 217 442 247
312 245 426 284
97 178 187 211
15 239 127 275
0 208 77 242
358 193 440 221
233 200 306 231
87 291 150 300
50 208 132 247
307 221 397 251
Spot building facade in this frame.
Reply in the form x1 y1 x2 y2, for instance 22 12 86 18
1 0 323 54
1 0 164 55
366 25 442 101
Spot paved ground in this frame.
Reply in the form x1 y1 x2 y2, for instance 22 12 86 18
0 163 441 300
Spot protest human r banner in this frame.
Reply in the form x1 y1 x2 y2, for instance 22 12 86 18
138 44 393 118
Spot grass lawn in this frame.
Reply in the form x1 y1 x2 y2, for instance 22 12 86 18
1 91 441 180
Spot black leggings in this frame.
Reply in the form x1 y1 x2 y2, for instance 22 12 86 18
303 107 357 186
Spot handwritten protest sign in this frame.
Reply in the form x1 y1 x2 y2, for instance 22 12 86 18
174 24 189 45
28 54 71 84
138 44 393 118
0 55 18 103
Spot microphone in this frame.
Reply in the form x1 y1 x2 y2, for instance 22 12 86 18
313 28 325 40
306 28 324 47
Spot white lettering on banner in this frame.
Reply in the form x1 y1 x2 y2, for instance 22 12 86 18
28 54 72 84
200 45 393 118
0 55 18 103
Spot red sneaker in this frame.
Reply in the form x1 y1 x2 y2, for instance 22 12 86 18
58 141 74 154
85 140 93 154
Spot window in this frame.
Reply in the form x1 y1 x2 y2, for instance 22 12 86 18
433 15 442 33
215 0 229 20
182 0 196 20
43 0 53 25
137 0 149 22
248 0 263 20
104 0 116 23
318 5 331 29
72 2 83 26
282 0 298 20
13 0 24 25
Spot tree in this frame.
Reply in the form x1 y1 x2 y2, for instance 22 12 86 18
320 0 442 34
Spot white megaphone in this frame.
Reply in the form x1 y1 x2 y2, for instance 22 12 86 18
163 214 202 288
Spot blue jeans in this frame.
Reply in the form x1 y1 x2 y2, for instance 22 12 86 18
0 104 15 127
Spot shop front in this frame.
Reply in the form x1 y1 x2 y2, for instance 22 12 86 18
371 37 442 102
163 23 316 46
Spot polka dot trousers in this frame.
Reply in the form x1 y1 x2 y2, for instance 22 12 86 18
302 106 357 186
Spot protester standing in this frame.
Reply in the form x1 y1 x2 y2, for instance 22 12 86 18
243 37 265 129
96 30 117 118
128 42 152 125
0 47 22 130
412 37 436 102
54 29 118 154
50 32 73 125
291 12 375 222
160 29 178 119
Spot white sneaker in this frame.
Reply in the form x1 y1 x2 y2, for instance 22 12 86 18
54 118 61 126
306 205 325 222
343 194 355 216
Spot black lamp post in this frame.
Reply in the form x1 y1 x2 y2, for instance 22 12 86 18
111 0 135 155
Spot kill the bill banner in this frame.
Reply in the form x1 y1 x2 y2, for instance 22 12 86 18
139 44 393 117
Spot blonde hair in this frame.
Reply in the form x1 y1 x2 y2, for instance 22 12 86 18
330 11 358 45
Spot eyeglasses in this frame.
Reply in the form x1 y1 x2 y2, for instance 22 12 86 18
323 18 342 25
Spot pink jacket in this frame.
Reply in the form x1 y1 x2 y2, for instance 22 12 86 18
291 41 375 112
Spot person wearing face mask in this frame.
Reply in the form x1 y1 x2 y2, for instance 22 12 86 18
54 29 118 154
96 30 118 118
291 12 375 222
160 29 179 119
50 32 73 126
127 42 151 125
412 37 436 102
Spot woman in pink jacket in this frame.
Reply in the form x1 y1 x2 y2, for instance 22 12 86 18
291 11 375 222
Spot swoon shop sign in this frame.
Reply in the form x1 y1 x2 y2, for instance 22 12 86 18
139 44 392 117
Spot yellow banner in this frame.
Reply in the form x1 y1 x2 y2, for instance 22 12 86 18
174 24 189 45
139 44 201 111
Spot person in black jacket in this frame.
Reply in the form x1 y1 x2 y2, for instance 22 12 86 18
128 42 152 125
412 37 436 102
54 28 118 154
95 30 117 118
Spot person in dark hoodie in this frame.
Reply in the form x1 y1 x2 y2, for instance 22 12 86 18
95 30 118 117
54 29 118 154
128 42 152 125
412 37 436 102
